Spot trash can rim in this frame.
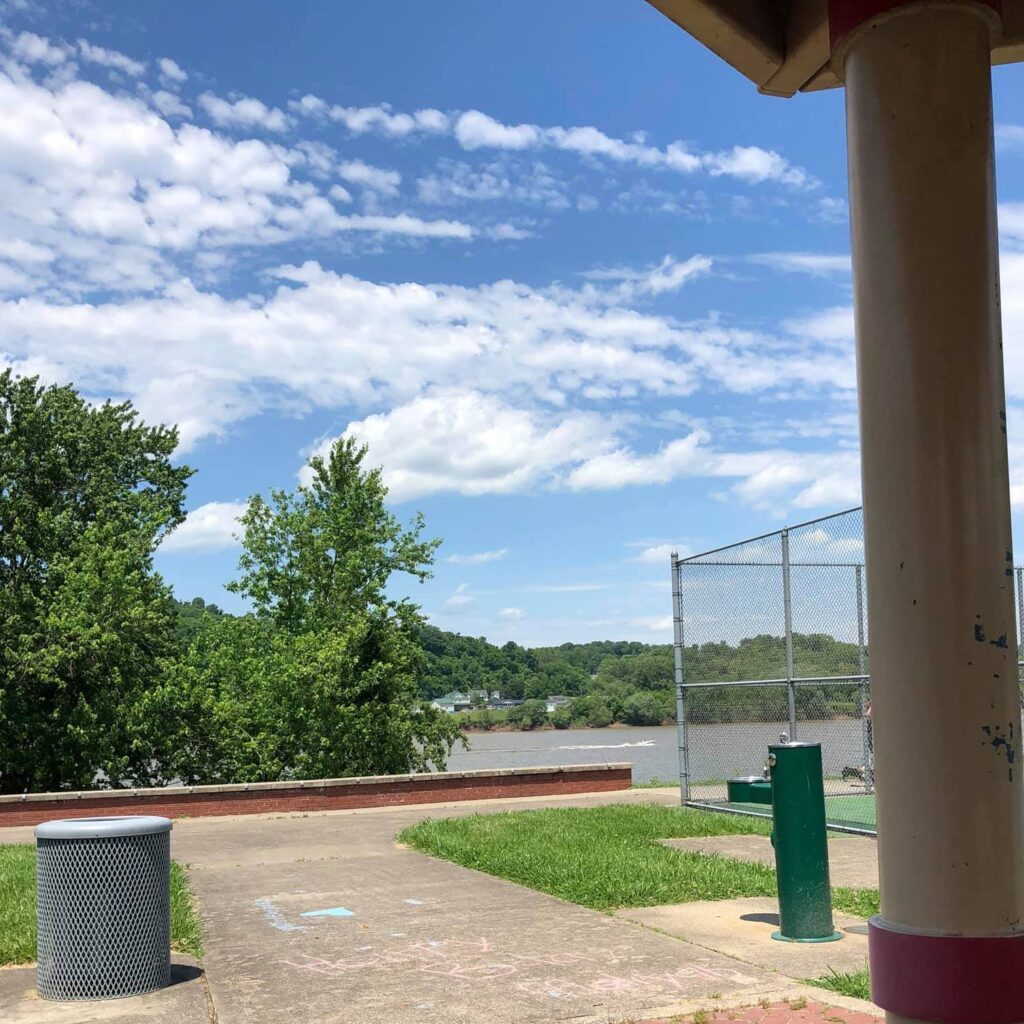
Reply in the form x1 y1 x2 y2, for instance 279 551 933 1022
768 741 821 750
35 815 172 840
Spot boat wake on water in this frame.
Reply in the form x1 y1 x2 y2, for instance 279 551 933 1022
554 740 656 751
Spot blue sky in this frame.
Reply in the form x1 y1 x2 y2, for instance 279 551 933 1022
5 1 1024 646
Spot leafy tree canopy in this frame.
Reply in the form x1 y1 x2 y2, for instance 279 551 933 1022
0 372 191 793
147 438 461 783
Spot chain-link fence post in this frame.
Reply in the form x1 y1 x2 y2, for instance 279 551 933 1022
781 528 797 739
671 551 690 803
855 564 873 793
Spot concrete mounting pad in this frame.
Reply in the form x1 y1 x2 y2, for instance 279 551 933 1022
616 897 869 981
661 836 879 890
0 958 210 1024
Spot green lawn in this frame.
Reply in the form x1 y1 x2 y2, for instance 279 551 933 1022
0 844 203 966
398 803 879 918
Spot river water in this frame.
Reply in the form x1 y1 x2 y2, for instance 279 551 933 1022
446 720 868 784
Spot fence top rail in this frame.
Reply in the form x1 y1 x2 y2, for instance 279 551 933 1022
681 674 869 689
678 560 866 569
675 506 863 564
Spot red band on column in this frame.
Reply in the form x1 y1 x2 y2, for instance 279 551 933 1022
869 916 1024 1024
829 0 1001 53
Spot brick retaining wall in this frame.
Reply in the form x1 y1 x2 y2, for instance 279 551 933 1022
0 763 632 827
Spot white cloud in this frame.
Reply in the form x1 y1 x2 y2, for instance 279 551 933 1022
10 32 68 65
77 39 145 76
446 548 509 564
158 57 187 84
329 183 353 203
0 250 862 457
485 223 534 240
568 432 711 490
151 90 191 118
160 501 247 553
584 255 712 300
290 96 450 137
416 159 570 209
444 582 475 608
0 61 475 296
326 389 618 502
498 606 524 621
338 159 401 197
287 94 815 189
750 252 851 277
704 145 812 187
198 91 288 131
452 111 814 187
629 543 687 565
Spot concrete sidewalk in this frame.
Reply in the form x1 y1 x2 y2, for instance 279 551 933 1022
0 788 879 1024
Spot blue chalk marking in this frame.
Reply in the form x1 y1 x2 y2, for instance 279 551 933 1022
300 906 354 918
254 899 307 932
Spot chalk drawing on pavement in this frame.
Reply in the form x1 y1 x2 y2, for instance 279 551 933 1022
255 899 307 932
301 907 355 918
403 898 424 905
279 937 760 1000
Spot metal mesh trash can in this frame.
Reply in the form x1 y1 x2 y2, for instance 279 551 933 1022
36 816 172 1001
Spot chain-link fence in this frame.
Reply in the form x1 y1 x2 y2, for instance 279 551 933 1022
671 507 1024 835
670 508 875 833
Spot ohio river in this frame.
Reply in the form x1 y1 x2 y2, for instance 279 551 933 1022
444 720 868 784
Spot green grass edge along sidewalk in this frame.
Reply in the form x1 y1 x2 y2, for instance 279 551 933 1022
0 844 203 966
399 804 876 999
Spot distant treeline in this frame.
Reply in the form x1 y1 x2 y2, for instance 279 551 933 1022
416 627 866 729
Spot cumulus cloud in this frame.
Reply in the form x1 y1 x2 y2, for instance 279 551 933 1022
323 389 619 502
498 606 524 621
76 40 145 76
151 89 191 118
337 159 401 197
289 95 450 136
10 31 67 65
446 548 509 564
158 57 187 84
0 56 475 296
198 91 288 131
160 501 248 553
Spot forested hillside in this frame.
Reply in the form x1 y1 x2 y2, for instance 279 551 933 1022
171 602 863 731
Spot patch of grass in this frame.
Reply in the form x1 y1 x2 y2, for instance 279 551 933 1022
0 844 203 965
808 966 871 1001
401 804 779 911
832 885 879 919
0 846 37 964
170 861 203 957
400 804 879 919
632 777 677 788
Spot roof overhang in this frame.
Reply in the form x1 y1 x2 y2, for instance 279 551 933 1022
644 0 1024 97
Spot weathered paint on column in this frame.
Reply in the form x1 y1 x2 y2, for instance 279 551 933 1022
840 3 1024 1022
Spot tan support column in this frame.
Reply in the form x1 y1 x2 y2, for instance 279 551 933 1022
840 3 1024 1022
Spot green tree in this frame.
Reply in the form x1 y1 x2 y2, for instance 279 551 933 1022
147 438 461 783
0 372 190 793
